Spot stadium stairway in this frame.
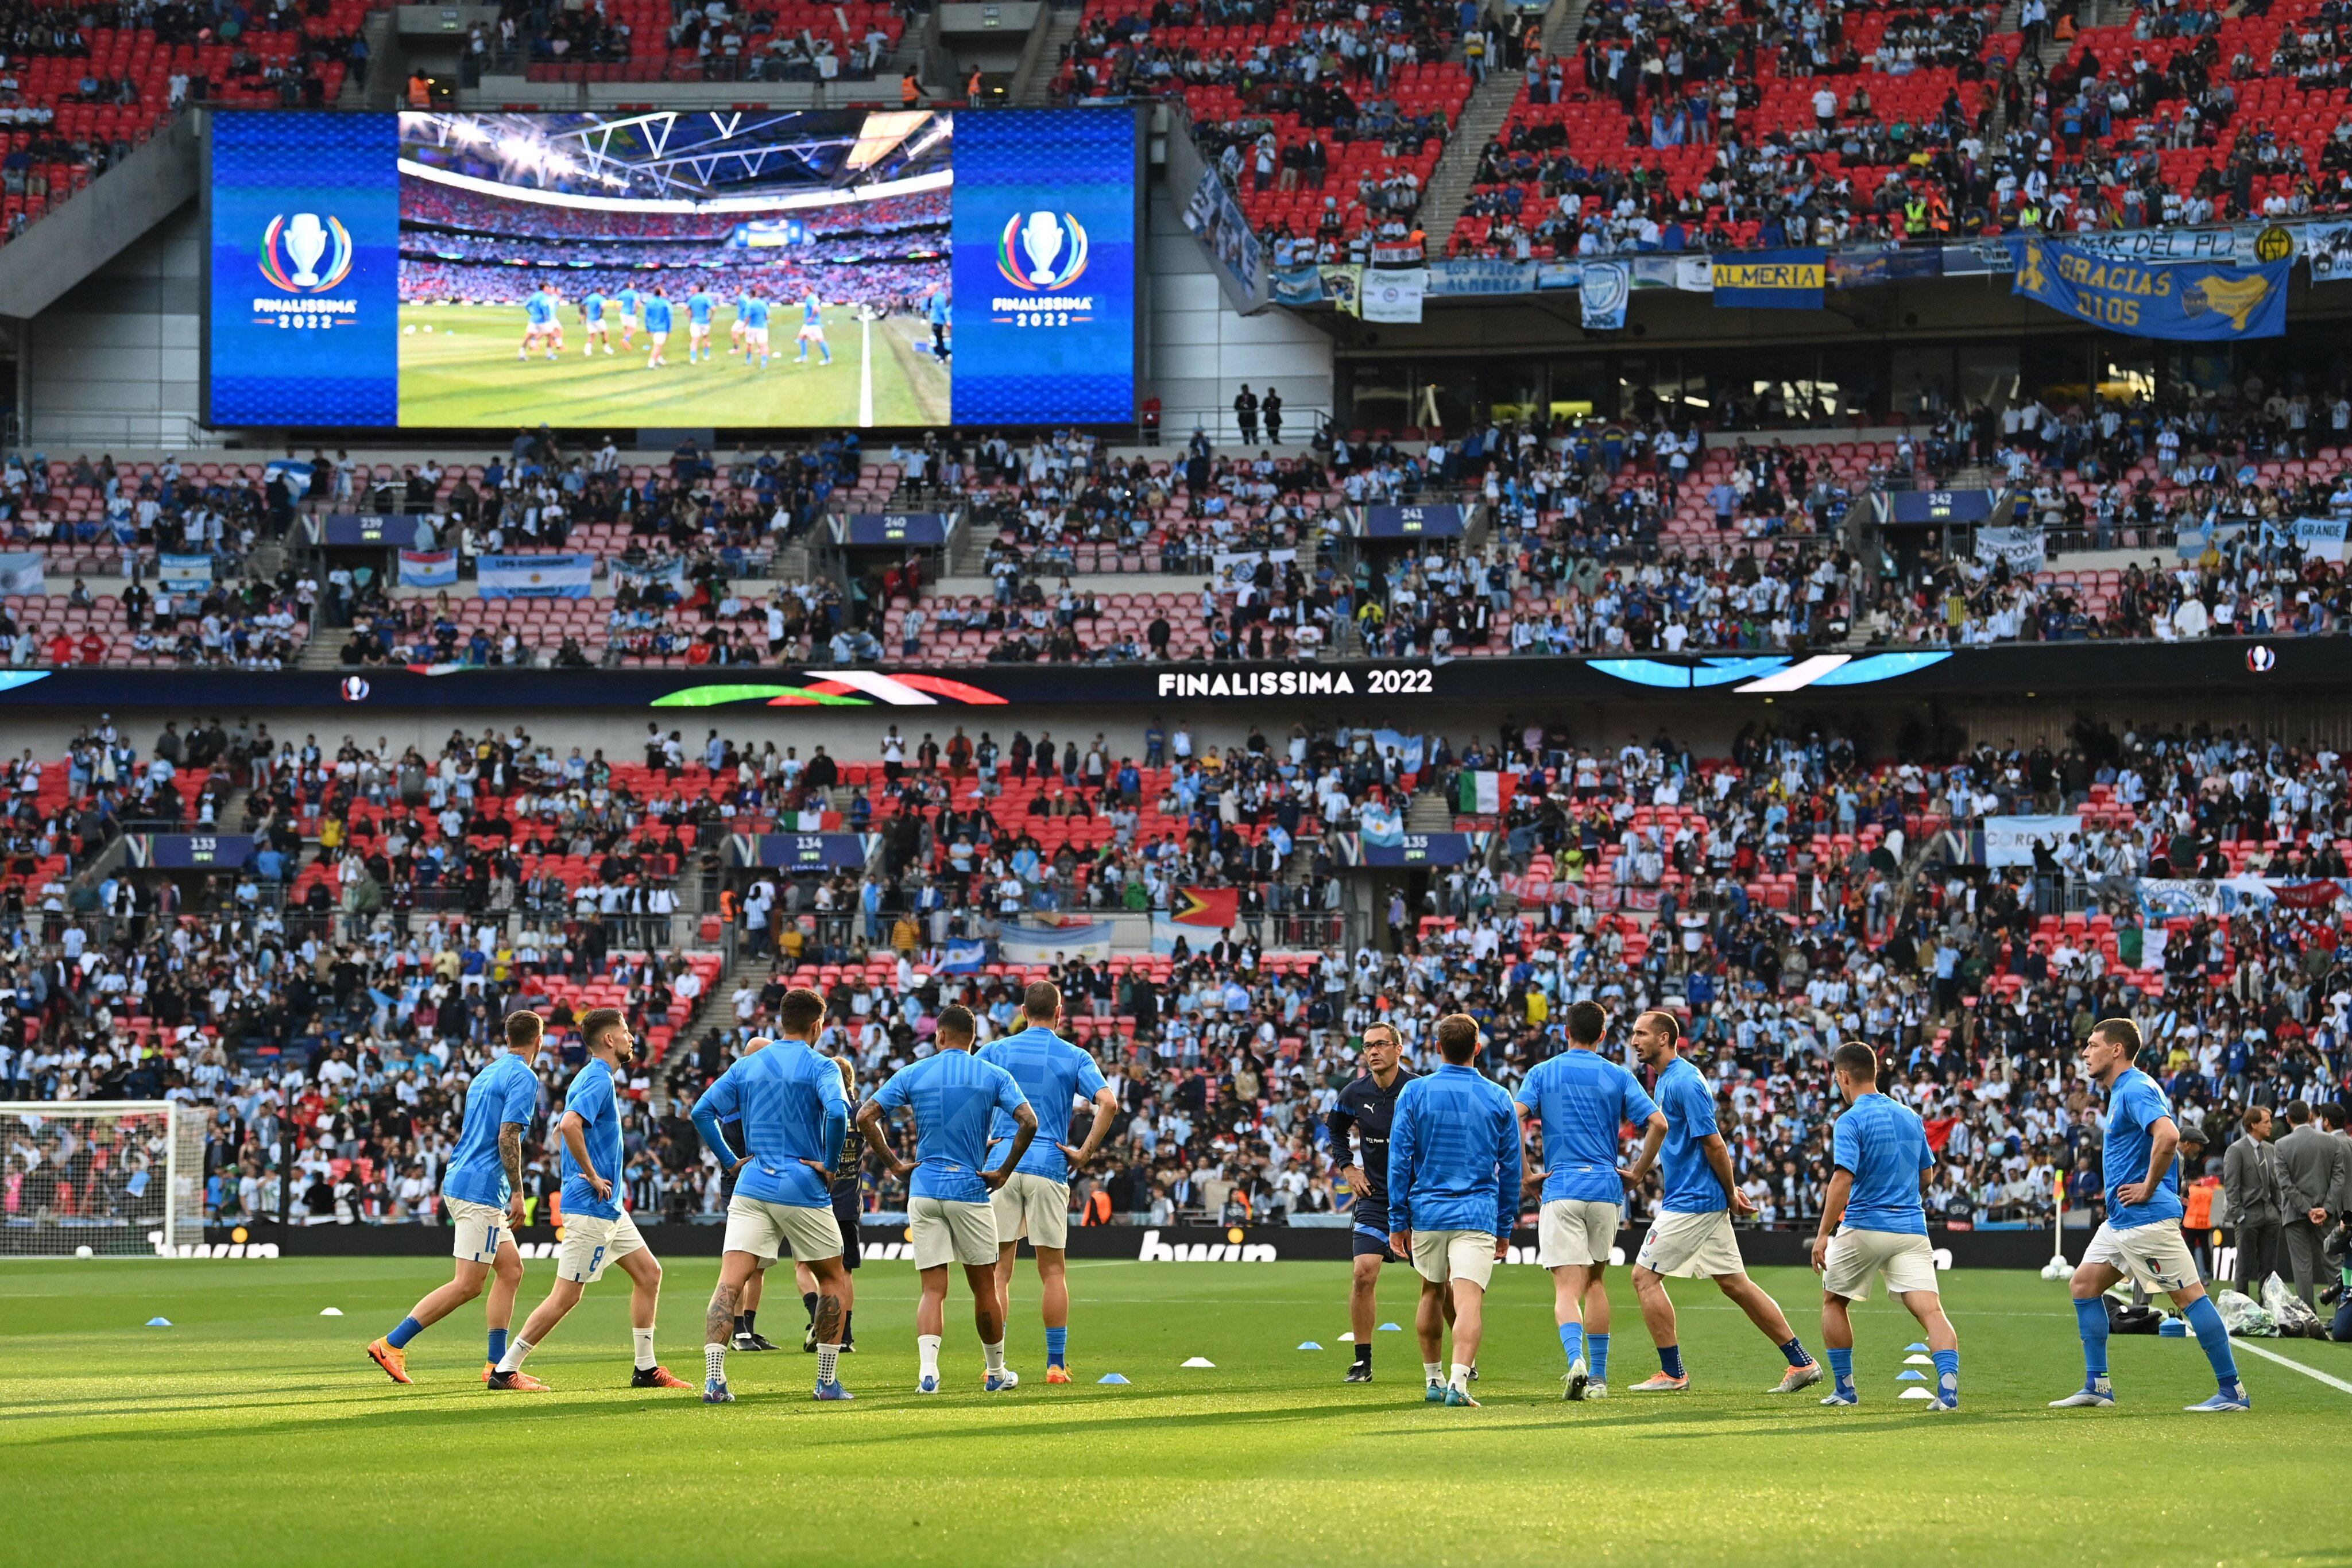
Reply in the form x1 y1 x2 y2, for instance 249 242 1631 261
1406 788 1454 834
0 110 198 321
1421 64 1526 261
1014 3 1084 105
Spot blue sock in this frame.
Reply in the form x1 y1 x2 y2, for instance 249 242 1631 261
1046 1327 1067 1368
1932 1348 1960 1402
1588 1333 1610 1382
1558 1321 1584 1367
2074 1296 2110 1379
2182 1296 2239 1389
1658 1343 1684 1378
1827 1346 1855 1390
1779 1335 1812 1368
386 1315 423 1350
488 1327 508 1365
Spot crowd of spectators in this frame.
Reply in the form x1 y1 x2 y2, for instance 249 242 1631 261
9 715 2352 1297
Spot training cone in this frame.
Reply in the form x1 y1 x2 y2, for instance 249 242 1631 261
319 1307 344 1317
1905 1342 1929 1352
1896 1369 1928 1380
146 1317 172 1327
1182 1357 1216 1368
1097 1373 1130 1385
1377 1322 1402 1332
1898 1387 1935 1401
1903 1354 1933 1366
1298 1342 1323 1350
1338 1332 1356 1343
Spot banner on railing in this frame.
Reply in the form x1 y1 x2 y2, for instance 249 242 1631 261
478 553 593 599
397 549 457 588
2137 877 2348 919
999 919 1116 963
2011 236 2288 340
0 551 45 595
1982 814 2082 867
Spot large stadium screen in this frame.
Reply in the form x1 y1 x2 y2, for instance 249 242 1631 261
202 107 1139 429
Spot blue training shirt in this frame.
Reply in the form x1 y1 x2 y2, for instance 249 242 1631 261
870 1048 1029 1203
687 290 715 324
1387 1062 1521 1237
690 1039 848 1209
1514 1046 1658 1204
1831 1092 1931 1236
744 297 770 328
1653 1055 1727 1214
442 1050 539 1207
644 296 674 332
559 1058 624 1221
978 1024 1108 1182
2102 1066 2185 1228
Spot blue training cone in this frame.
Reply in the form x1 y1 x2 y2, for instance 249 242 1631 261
1377 1322 1403 1332
146 1317 172 1327
1298 1342 1323 1350
1895 1369 1928 1380
1098 1373 1130 1385
1905 1342 1929 1352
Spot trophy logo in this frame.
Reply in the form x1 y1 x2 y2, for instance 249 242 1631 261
995 211 1089 292
260 212 354 293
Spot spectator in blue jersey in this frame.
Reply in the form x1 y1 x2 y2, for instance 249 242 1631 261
978 979 1118 1384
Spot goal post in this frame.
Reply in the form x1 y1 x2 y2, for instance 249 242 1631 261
1 1102 207 1257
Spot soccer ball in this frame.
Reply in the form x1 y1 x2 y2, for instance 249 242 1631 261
402 323 416 335
2247 644 2276 673
75 1245 93 1258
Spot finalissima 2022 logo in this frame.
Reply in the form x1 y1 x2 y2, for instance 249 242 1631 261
258 213 354 293
995 211 1089 292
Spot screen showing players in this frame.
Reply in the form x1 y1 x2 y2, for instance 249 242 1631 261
203 107 1138 429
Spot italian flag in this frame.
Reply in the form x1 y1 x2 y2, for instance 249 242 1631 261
1457 769 1515 814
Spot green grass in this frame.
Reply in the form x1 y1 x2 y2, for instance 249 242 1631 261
395 302 949 428
2 1259 2349 1565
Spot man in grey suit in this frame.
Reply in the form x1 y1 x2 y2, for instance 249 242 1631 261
2273 1101 2342 1309
2223 1105 2284 1298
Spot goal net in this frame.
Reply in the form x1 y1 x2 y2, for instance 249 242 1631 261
2 1102 206 1257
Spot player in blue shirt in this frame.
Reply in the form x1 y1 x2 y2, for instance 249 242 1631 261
924 285 950 361
685 288 717 363
2054 1018 2247 1412
1624 1009 1820 1394
794 289 831 365
859 1004 1036 1392
641 289 674 367
741 293 772 369
1330 1020 1456 1384
1514 1000 1665 1401
1812 1041 1960 1410
489 1008 693 1394
579 289 611 355
977 979 1117 1383
520 286 562 362
1387 1013 1521 1408
729 291 753 359
369 1008 547 1387
691 987 854 1403
616 285 641 348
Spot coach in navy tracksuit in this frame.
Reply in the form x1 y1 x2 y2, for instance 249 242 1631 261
1328 1021 1420 1382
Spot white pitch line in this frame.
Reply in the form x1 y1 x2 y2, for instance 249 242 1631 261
858 315 873 428
2233 1338 2352 1393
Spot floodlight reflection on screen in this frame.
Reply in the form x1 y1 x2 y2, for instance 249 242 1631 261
202 107 1135 429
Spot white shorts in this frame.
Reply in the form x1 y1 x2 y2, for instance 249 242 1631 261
799 323 825 342
2083 1219 2201 1292
1634 1209 1746 1279
910 1195 999 1269
722 1194 843 1264
1821 1227 1939 1300
990 1172 1070 1250
556 1210 646 1284
1411 1228 1497 1290
444 1196 512 1264
1538 1198 1620 1268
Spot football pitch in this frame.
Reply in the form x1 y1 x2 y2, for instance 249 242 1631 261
5 1259 2350 1566
395 303 951 429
